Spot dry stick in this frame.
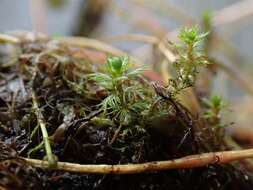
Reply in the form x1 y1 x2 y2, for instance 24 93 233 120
109 124 123 145
22 148 253 174
112 1 166 38
54 36 142 67
214 61 253 96
213 0 253 28
54 36 125 56
224 136 253 171
130 0 195 24
101 34 159 44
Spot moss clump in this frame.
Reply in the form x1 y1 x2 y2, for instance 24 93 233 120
0 29 252 190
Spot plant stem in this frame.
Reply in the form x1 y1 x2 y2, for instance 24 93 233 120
32 90 56 167
224 136 253 171
109 124 123 145
23 147 253 174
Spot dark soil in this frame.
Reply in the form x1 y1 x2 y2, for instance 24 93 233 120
0 35 252 190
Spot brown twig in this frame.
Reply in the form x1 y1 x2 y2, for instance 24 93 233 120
55 36 143 67
213 59 253 96
109 124 124 145
213 0 253 28
22 148 253 174
224 136 253 171
130 0 195 24
101 34 159 44
55 36 125 56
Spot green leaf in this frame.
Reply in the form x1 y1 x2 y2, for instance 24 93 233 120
131 101 148 113
203 110 215 119
121 56 130 72
178 26 209 45
211 95 224 109
107 56 130 76
119 109 131 125
127 66 147 78
202 97 212 108
108 56 122 73
100 94 120 113
196 31 209 41
88 73 111 82
88 73 113 89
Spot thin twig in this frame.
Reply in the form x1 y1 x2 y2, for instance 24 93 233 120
54 36 125 56
213 59 253 96
224 136 253 171
22 148 253 174
130 0 195 24
55 36 143 67
109 124 123 145
101 34 159 44
31 74 56 167
213 0 253 28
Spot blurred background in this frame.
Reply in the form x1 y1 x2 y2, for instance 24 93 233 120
1 0 253 142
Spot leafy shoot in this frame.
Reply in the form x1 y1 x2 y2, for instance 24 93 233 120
203 95 227 129
88 56 149 127
169 26 210 96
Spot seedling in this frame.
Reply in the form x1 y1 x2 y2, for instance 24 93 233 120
89 56 148 122
169 26 210 96
203 95 226 129
202 95 228 149
88 56 150 143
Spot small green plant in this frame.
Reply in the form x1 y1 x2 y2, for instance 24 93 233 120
88 27 213 145
202 95 229 149
203 95 226 129
169 26 210 96
88 56 152 144
88 56 149 125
